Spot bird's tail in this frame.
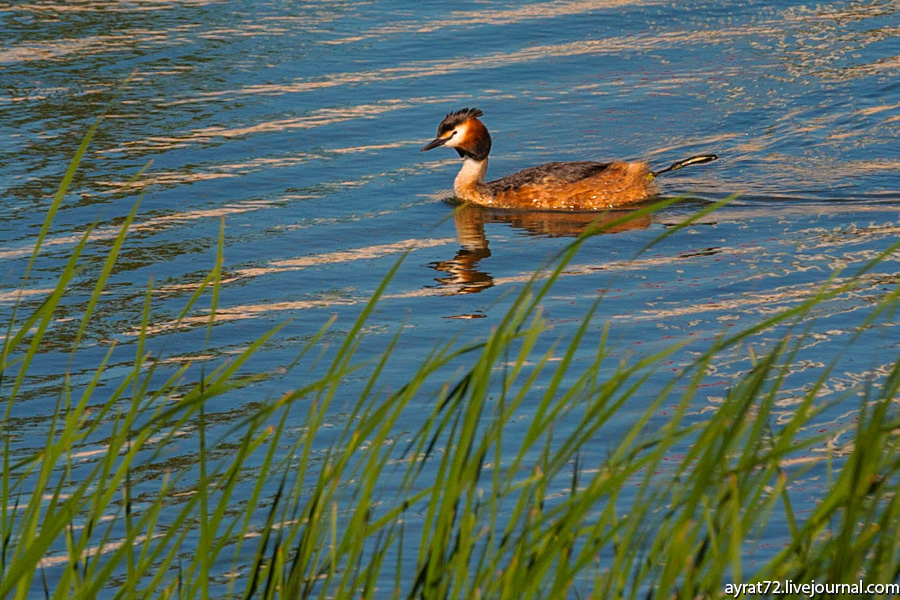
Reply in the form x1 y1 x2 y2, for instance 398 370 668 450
650 154 718 178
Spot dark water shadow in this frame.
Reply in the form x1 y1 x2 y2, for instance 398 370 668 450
429 203 653 295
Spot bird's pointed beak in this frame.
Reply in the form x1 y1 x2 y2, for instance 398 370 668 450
421 137 448 151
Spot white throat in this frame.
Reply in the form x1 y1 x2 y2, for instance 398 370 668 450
454 157 488 198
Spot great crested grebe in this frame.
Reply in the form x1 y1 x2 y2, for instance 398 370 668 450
421 108 718 211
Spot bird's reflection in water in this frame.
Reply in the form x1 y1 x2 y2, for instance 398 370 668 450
429 203 653 295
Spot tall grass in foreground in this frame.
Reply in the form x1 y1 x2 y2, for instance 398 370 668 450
3 129 900 599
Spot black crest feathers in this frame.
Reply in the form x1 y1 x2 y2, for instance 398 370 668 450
437 108 484 135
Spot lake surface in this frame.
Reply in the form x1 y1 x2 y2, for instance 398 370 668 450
2 0 899 594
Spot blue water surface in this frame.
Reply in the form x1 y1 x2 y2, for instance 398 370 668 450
1 0 899 595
